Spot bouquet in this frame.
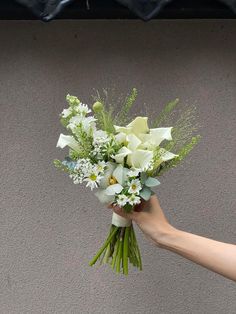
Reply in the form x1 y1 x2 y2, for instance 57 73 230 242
54 89 200 275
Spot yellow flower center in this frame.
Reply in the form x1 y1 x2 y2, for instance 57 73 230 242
131 184 137 190
89 174 97 181
109 176 117 185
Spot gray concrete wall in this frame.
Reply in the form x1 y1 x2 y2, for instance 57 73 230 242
0 20 236 314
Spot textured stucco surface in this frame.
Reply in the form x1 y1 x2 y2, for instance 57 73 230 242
0 20 236 314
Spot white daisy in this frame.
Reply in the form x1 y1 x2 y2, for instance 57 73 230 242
84 170 102 190
128 179 142 194
116 194 129 207
128 194 141 206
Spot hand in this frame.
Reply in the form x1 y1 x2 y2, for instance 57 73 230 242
110 195 236 281
109 195 176 247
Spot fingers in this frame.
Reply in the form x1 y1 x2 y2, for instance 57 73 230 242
107 203 140 222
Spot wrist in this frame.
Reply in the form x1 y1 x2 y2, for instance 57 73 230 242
155 225 181 249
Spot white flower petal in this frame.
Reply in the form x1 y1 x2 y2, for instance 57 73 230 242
112 146 131 164
99 162 116 188
127 169 141 177
56 134 80 152
149 127 173 146
160 149 178 162
127 134 142 151
127 117 149 135
105 183 123 195
113 164 129 185
115 132 127 144
128 149 153 171
94 129 108 139
95 189 115 203
61 107 72 118
114 125 132 134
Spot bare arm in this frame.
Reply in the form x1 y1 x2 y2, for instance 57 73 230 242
111 196 236 282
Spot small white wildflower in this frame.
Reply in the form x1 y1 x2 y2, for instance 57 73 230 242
75 103 91 115
93 130 108 140
67 115 96 134
75 158 93 175
96 161 106 173
69 173 84 184
81 116 96 133
92 135 111 159
128 179 142 194
128 194 141 206
61 107 73 118
116 194 129 207
67 115 83 131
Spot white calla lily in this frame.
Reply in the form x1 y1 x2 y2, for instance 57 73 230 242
126 116 149 136
127 149 153 171
112 146 131 164
113 117 177 172
127 134 142 151
95 189 115 203
99 162 116 188
105 183 123 195
114 125 132 135
114 116 149 137
95 163 129 202
159 149 178 162
115 132 127 144
56 134 80 152
112 164 129 185
149 127 173 145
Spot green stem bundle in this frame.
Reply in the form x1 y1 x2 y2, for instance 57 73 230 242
89 224 142 275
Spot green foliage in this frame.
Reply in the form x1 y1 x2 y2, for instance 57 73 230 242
163 105 199 154
92 88 138 132
116 88 138 125
53 159 70 173
151 98 179 128
73 129 93 159
60 94 81 128
66 94 80 107
60 117 70 128
92 89 116 133
157 135 201 176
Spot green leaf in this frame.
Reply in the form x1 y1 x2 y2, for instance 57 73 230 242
140 172 147 184
145 177 160 187
140 187 152 201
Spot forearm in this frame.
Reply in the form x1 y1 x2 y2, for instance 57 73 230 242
159 228 236 282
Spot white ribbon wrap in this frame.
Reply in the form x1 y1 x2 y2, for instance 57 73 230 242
112 212 131 227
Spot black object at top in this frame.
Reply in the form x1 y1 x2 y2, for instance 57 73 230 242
7 0 236 21
117 0 236 20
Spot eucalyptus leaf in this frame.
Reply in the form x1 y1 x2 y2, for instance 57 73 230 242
140 172 147 184
145 177 160 187
140 187 152 201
